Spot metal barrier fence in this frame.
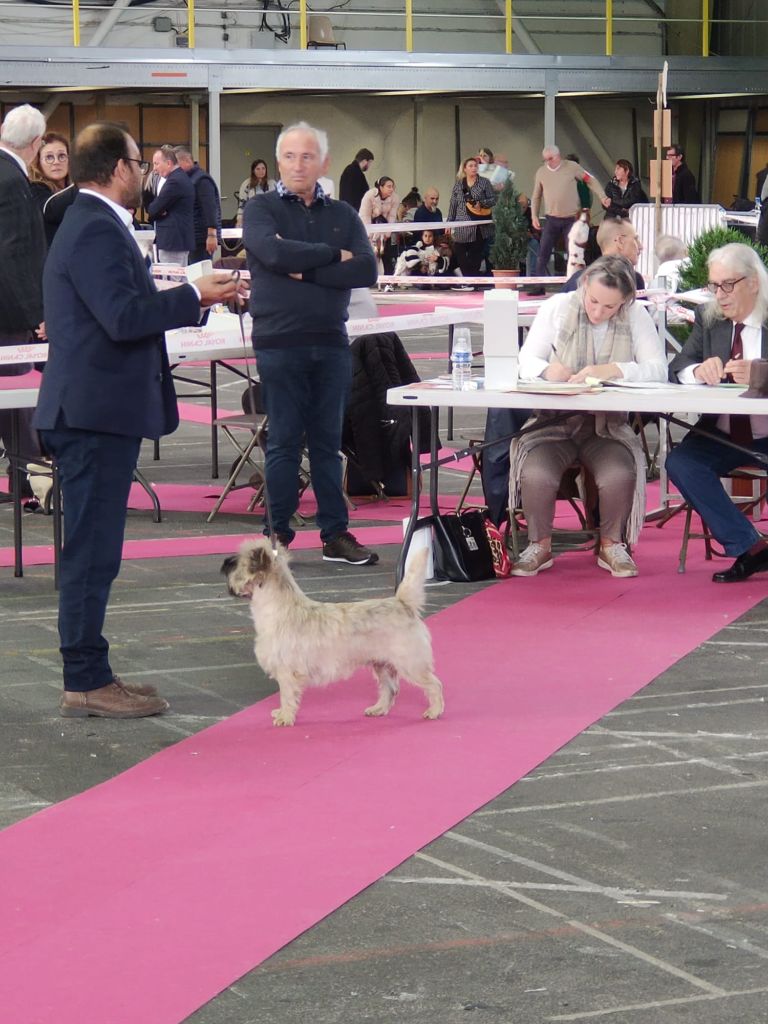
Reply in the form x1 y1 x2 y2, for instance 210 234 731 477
630 204 726 284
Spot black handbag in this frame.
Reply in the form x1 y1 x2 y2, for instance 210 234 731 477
432 509 496 583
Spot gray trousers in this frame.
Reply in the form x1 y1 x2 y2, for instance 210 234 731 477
520 420 636 545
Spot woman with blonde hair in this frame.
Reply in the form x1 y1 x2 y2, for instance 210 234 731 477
511 255 667 579
446 156 496 279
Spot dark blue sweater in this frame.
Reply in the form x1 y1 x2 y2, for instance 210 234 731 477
243 189 378 349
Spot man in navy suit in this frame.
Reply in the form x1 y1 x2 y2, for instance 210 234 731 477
34 122 243 718
0 104 47 502
667 243 768 583
148 144 195 265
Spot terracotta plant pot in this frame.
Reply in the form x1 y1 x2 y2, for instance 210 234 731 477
491 268 520 289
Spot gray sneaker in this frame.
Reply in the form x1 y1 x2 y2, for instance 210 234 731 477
322 531 379 565
597 543 638 578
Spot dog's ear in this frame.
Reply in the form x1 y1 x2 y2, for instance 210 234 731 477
220 554 238 577
248 546 273 576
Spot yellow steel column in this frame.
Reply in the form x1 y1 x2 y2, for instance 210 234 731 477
300 0 307 49
505 0 512 55
188 0 195 48
72 0 80 46
405 0 413 53
702 0 710 57
606 0 613 56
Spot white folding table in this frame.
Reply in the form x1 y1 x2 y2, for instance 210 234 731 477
387 381 768 582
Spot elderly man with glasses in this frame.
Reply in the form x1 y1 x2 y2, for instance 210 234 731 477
667 242 768 582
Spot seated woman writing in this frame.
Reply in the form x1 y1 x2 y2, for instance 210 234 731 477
510 255 667 579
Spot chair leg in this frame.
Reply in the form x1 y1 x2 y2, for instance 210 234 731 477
133 468 162 523
678 504 693 573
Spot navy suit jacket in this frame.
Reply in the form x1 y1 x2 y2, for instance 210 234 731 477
34 192 201 440
148 167 195 252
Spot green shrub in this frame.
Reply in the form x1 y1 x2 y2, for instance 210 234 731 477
678 226 768 291
489 179 528 271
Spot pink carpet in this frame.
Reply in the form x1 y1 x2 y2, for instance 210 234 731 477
1 518 766 1024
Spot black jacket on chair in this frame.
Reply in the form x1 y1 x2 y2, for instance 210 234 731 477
344 332 431 492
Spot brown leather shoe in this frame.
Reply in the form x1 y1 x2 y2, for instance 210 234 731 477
60 681 169 719
112 675 158 697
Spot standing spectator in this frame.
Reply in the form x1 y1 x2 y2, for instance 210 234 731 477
667 243 768 583
0 103 47 507
174 145 221 264
339 147 374 211
148 144 195 265
29 132 71 245
446 156 497 280
359 176 400 275
34 122 243 717
651 234 688 292
141 148 164 214
236 159 276 225
755 162 768 202
666 144 700 203
243 121 379 565
565 154 595 213
530 146 609 292
604 159 648 219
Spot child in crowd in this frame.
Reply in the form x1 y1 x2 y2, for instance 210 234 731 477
566 210 590 279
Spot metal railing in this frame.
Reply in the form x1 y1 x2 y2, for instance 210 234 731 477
0 1 763 57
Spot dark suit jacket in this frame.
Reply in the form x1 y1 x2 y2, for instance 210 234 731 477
0 149 46 333
34 192 202 440
672 163 700 204
147 167 195 252
669 306 768 425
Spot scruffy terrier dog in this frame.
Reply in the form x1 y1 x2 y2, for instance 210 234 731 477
221 538 444 727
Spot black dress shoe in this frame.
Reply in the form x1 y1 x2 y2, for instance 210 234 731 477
712 547 768 583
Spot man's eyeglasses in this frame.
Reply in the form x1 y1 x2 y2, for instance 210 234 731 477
706 277 746 295
42 153 68 164
123 158 150 174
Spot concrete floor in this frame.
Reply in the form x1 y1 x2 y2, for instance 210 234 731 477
2 323 768 1024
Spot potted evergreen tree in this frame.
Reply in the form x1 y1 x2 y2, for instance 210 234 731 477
489 179 529 287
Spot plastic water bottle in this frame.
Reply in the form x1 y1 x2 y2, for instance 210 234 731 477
756 196 762 213
451 327 473 390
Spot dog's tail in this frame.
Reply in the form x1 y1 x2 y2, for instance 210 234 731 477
395 548 428 614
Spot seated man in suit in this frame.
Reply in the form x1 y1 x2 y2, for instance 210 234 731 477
148 144 195 265
34 122 243 718
667 242 768 583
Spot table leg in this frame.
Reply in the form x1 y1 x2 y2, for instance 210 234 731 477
210 361 219 478
11 410 23 578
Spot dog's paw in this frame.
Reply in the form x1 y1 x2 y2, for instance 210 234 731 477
271 708 296 727
364 703 390 717
423 707 443 720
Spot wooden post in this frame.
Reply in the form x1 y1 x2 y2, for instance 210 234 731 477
187 0 195 49
405 0 413 53
506 0 513 55
72 0 80 46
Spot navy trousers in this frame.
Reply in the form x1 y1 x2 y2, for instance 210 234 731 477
255 344 351 542
666 428 768 557
535 215 575 277
40 423 141 691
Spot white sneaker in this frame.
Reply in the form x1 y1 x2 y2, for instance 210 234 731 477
511 542 553 577
597 543 638 578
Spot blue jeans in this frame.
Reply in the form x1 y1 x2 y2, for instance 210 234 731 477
40 424 141 691
666 427 768 556
255 344 351 542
